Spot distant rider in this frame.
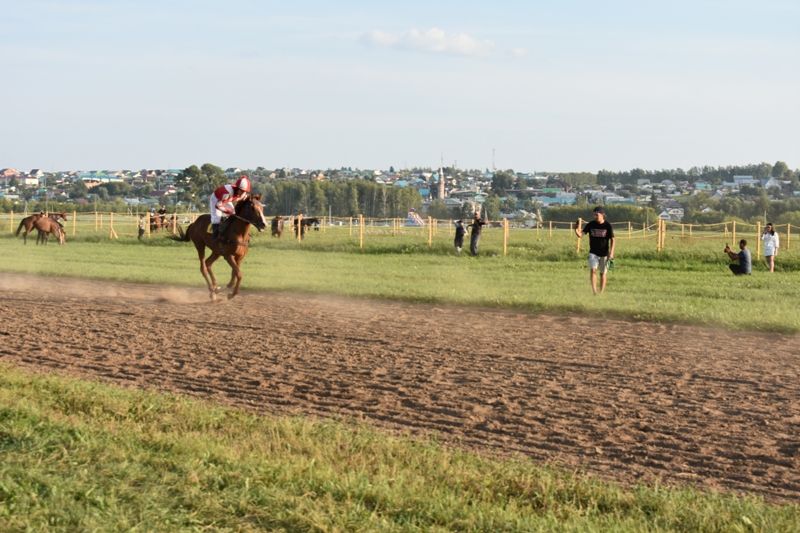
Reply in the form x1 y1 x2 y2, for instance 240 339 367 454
209 175 251 241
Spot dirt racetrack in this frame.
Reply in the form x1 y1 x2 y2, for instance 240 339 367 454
1 273 799 502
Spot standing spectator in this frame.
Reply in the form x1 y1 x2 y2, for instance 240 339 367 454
575 206 616 294
761 222 779 273
469 213 486 256
453 220 466 254
724 240 752 275
137 214 146 241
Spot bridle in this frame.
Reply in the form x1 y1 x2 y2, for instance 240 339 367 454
220 201 265 246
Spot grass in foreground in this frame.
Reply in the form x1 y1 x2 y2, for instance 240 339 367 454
2 231 800 332
1 364 797 532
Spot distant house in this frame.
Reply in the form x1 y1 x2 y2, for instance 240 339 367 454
605 196 636 205
733 175 759 187
533 192 577 206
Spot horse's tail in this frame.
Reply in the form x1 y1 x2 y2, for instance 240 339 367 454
15 219 25 236
171 224 190 242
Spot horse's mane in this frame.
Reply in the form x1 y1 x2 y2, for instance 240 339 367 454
234 194 261 215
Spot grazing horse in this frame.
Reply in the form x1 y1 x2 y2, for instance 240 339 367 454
150 213 163 233
34 215 66 245
271 215 284 238
16 212 67 244
293 216 320 239
174 196 267 300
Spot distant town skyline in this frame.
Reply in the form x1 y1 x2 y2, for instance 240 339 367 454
2 1 798 172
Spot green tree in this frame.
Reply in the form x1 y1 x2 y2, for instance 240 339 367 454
772 161 789 178
483 194 501 220
427 199 450 220
308 181 327 215
346 182 360 216
69 180 88 200
491 170 515 194
500 196 517 213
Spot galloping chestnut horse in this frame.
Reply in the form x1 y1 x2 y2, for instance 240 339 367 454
15 212 67 244
175 195 267 300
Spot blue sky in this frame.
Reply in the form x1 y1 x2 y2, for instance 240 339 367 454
1 0 798 172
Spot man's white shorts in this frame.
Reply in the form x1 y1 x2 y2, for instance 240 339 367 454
588 253 609 273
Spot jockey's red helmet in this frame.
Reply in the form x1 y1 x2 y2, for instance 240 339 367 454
235 175 251 193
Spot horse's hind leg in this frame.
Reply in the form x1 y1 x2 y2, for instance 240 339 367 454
205 253 222 290
196 246 219 300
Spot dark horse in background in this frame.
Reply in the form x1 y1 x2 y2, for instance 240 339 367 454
293 217 320 239
174 196 267 300
16 212 68 244
271 215 284 238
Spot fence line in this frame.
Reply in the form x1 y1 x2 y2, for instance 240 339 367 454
1 210 797 255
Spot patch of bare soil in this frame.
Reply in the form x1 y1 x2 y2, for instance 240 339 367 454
1 273 798 501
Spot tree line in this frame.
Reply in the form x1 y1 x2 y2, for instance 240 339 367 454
597 161 798 187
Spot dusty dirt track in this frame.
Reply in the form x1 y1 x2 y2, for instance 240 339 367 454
1 273 799 502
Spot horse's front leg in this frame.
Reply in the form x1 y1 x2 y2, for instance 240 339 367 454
224 255 243 299
227 254 246 289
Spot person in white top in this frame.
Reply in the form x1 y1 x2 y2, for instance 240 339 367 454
761 222 780 273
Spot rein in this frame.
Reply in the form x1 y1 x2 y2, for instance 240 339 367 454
219 210 259 247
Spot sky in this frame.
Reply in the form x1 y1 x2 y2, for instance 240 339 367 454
1 0 798 172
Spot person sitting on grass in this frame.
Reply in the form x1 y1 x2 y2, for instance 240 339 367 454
724 239 751 275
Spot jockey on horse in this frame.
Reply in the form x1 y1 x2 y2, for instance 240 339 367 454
209 175 251 242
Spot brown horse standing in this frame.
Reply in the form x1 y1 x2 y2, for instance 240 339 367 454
271 215 284 237
34 215 66 245
16 212 67 244
175 196 267 300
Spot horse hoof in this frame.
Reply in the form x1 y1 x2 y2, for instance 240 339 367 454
227 293 236 300
213 286 222 293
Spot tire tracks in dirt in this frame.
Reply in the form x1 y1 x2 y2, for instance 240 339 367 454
1 273 798 501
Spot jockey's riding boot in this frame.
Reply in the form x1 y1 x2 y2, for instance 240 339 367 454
211 223 220 241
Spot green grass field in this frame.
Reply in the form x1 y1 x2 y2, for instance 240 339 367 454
3 226 800 530
2 224 799 332
2 365 798 532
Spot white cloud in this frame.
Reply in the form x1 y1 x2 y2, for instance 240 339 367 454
362 28 495 58
510 47 528 58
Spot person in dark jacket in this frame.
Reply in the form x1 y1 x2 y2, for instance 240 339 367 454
453 220 466 254
469 213 486 256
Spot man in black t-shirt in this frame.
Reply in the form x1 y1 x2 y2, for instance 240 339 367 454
575 206 615 294
469 213 486 256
